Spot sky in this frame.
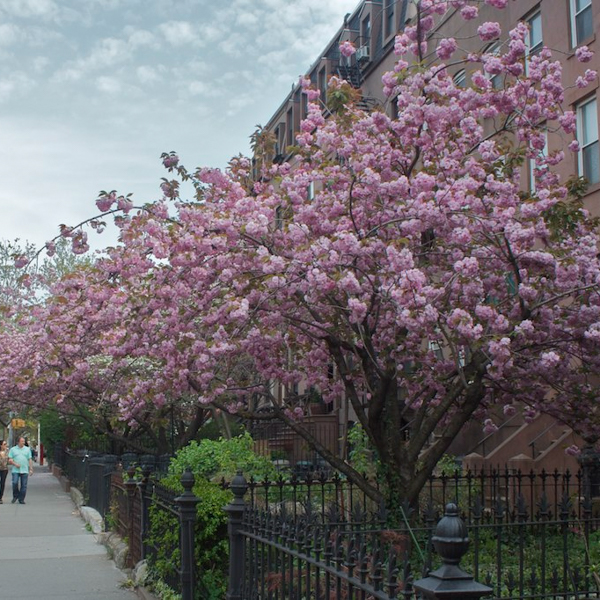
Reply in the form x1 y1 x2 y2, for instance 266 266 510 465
0 0 357 251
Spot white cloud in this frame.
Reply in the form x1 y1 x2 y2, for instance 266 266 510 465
0 23 64 52
159 21 202 47
236 12 259 28
0 73 35 102
0 0 359 249
198 24 222 43
52 37 131 82
95 75 121 94
219 35 245 58
0 0 59 19
226 92 256 116
51 67 82 83
188 81 209 96
90 0 132 9
32 56 50 72
24 25 64 47
86 38 131 69
182 58 210 76
0 23 21 46
187 80 223 98
125 28 157 48
136 65 161 84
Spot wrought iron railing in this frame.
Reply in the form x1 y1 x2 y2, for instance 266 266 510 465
54 450 600 599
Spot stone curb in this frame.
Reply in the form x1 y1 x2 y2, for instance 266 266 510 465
64 479 159 599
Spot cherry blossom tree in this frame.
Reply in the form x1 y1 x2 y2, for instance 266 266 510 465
3 0 600 505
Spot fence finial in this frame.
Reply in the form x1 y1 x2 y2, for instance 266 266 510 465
413 503 492 600
180 466 195 494
432 503 468 565
230 471 248 502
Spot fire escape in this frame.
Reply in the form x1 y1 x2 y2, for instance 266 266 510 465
335 49 380 112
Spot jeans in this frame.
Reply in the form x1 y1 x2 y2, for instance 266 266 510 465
12 472 28 502
0 469 7 500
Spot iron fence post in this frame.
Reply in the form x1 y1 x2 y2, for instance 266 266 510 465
138 464 153 560
87 456 104 517
413 503 493 600
224 471 248 600
125 466 137 567
176 467 200 600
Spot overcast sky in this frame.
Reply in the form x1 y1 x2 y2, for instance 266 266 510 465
0 0 357 251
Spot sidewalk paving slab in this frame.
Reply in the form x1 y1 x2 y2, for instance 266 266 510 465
0 464 148 600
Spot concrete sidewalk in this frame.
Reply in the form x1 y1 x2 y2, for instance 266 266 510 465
0 463 139 599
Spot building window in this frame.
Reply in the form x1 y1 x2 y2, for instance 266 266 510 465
453 69 466 88
485 42 502 89
286 107 294 148
525 11 543 58
385 0 395 38
571 0 593 46
390 95 399 120
529 129 548 193
428 339 444 361
318 67 327 106
277 125 284 157
577 96 600 185
275 206 284 230
361 14 371 47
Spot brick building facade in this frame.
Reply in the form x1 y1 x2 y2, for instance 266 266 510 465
254 0 598 472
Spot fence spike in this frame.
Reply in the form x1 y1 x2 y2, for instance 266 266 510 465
386 547 399 598
537 490 550 518
494 495 505 520
472 495 483 520
529 568 538 592
371 546 384 591
559 491 573 520
517 493 529 520
505 570 516 593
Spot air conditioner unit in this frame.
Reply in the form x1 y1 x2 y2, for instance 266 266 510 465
356 45 370 62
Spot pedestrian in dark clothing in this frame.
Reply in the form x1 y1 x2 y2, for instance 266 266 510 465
0 440 8 503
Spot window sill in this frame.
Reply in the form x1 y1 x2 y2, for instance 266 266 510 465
582 180 600 196
568 33 596 58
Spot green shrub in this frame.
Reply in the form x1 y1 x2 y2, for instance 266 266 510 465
168 431 278 482
147 433 277 599
147 475 231 599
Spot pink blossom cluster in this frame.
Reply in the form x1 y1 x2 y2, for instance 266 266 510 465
1 0 599 471
339 41 355 58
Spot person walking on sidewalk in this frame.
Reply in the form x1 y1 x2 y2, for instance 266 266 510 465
8 437 33 504
0 440 8 503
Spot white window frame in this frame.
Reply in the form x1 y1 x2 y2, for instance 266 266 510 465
570 0 593 47
577 96 600 185
428 339 444 361
385 0 395 39
361 14 371 47
485 42 502 90
453 69 466 88
529 129 548 193
525 10 543 58
275 205 284 230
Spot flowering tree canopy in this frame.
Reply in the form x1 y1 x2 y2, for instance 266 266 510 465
2 0 600 504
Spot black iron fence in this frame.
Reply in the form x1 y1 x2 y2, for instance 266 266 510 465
242 465 591 524
52 449 600 600
53 446 171 527
230 471 600 600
